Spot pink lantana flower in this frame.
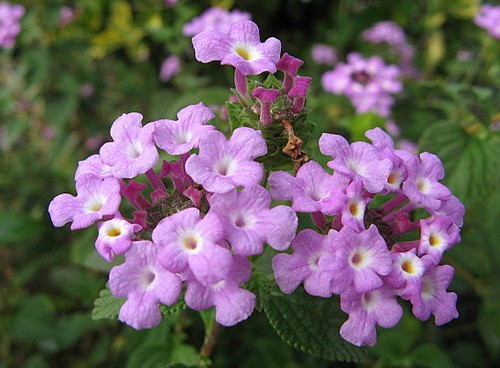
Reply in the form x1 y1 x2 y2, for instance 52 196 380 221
152 208 232 282
185 127 267 193
184 256 255 326
192 20 281 76
48 174 121 230
154 102 215 155
323 225 392 294
95 217 142 262
319 133 393 194
210 185 297 256
269 160 349 215
340 286 403 346
99 113 159 179
272 229 337 297
109 240 182 330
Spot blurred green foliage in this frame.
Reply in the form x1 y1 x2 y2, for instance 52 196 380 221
1 0 500 367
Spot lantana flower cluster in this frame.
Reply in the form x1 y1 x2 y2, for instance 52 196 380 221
49 18 463 347
49 103 298 329
361 21 417 78
322 52 403 117
0 1 24 49
475 4 500 39
270 128 463 346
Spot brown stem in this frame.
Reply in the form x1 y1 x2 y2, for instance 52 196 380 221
199 321 223 360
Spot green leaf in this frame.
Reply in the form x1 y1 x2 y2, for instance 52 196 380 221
478 297 500 355
419 121 500 206
408 343 453 368
125 343 171 368
0 212 43 244
92 285 125 320
251 276 369 362
160 299 187 317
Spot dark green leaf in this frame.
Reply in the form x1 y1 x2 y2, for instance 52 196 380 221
251 276 369 362
92 285 125 320
0 212 43 244
419 121 500 206
125 343 171 368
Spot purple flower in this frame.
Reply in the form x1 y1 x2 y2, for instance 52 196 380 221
311 44 336 66
109 240 183 329
362 21 407 47
419 215 460 264
269 160 349 215
475 5 500 39
402 152 451 211
322 225 392 294
99 113 159 179
321 53 402 117
407 262 459 325
253 87 281 125
159 55 181 82
48 174 121 230
183 7 251 36
59 6 75 27
436 195 465 228
0 2 24 49
154 103 215 155
95 217 142 262
319 133 392 193
192 20 281 76
340 287 403 346
385 249 425 298
184 256 255 326
185 127 267 193
75 154 112 180
152 208 232 282
323 180 371 231
210 185 297 256
272 229 337 297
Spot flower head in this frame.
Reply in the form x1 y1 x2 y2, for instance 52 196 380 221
475 5 500 39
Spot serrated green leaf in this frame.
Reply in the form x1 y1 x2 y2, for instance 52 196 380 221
419 121 500 206
160 299 187 317
251 276 369 362
92 285 125 320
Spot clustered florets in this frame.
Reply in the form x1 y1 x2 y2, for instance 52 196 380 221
475 4 500 39
49 18 463 347
0 1 24 49
270 127 463 346
322 52 403 117
49 102 298 329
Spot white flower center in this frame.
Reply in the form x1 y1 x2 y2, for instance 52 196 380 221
214 156 236 176
84 195 106 213
127 141 143 159
140 266 158 291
